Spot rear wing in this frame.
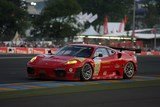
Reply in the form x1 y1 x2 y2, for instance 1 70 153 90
110 47 141 53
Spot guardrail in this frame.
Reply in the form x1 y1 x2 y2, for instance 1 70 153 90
0 47 58 54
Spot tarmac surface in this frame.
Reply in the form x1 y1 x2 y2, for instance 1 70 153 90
0 54 160 107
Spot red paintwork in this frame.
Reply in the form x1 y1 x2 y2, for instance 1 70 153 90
27 44 137 80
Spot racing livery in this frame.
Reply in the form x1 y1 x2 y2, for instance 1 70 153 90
27 44 138 81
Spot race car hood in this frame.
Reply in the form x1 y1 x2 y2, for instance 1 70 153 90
28 54 87 68
29 55 83 67
40 55 74 65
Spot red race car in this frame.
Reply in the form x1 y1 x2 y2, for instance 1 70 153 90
27 44 139 81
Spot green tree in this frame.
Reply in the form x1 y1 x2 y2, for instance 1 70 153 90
141 0 160 28
0 0 28 41
32 0 81 44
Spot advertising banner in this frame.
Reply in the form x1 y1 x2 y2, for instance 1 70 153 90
7 47 15 53
0 47 7 53
33 48 45 54
15 47 28 54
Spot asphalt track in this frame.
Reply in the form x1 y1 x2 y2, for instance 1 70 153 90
0 54 160 83
0 54 160 107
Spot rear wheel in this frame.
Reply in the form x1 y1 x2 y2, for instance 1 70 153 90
80 63 93 81
123 62 135 79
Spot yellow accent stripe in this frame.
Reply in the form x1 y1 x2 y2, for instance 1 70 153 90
75 58 85 62
93 60 101 76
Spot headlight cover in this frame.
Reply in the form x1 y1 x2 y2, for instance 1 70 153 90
30 56 37 62
66 60 78 65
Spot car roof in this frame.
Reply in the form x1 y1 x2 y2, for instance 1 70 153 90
69 43 109 48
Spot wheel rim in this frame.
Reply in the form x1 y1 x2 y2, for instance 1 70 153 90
82 64 92 80
124 62 135 78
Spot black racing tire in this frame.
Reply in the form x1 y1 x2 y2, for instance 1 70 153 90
123 62 135 79
80 63 93 81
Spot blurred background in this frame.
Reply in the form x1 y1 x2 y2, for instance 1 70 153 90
0 0 160 51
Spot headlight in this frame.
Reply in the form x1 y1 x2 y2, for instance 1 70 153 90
30 56 37 62
66 60 78 65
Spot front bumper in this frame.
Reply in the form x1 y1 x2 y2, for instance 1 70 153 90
27 65 82 81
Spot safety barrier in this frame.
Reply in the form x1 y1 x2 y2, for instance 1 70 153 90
0 47 58 54
138 51 160 56
0 47 160 55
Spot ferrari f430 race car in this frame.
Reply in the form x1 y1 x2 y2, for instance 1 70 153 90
27 44 140 81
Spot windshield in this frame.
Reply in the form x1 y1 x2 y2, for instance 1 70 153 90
55 45 93 58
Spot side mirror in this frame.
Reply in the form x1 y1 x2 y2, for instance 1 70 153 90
93 53 103 59
48 50 52 55
117 53 122 59
98 53 103 57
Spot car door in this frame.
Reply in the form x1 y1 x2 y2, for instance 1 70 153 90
93 47 114 77
107 48 125 77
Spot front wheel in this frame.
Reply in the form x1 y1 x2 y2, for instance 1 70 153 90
123 62 135 79
80 63 93 81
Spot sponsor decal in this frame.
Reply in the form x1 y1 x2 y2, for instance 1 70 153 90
108 72 116 78
103 71 107 75
102 66 110 69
